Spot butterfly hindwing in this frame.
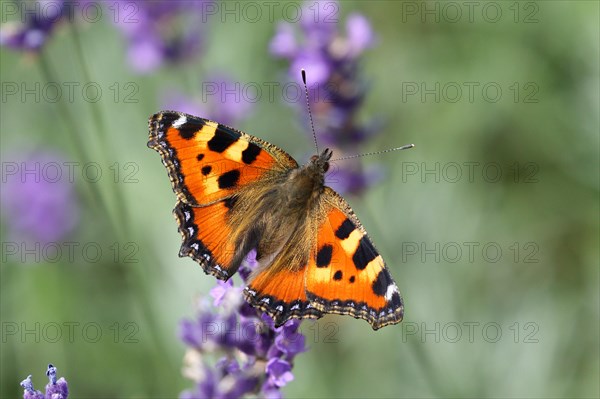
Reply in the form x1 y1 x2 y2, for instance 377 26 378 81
244 267 323 326
305 188 404 330
148 111 298 206
243 219 324 326
174 199 242 280
242 188 403 329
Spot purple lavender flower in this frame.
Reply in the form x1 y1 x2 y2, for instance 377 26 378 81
0 0 69 51
182 354 259 399
162 73 254 126
179 253 307 398
274 320 306 358
20 364 68 399
20 375 44 399
270 1 382 195
44 364 68 399
265 358 294 388
111 0 208 73
0 150 79 245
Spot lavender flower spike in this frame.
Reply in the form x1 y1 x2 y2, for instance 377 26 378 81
270 0 384 195
46 364 57 385
20 375 34 392
0 150 80 246
0 0 70 52
20 375 44 399
112 0 209 73
179 252 308 398
44 364 69 399
19 364 69 399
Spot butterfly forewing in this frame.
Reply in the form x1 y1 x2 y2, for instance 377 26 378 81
149 111 298 278
148 111 297 206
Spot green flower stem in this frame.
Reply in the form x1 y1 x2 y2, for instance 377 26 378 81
68 20 130 241
37 52 108 219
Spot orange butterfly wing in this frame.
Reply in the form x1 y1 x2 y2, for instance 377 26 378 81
244 222 324 326
245 266 323 326
305 188 404 330
174 200 239 280
244 187 403 329
148 111 297 206
149 111 298 279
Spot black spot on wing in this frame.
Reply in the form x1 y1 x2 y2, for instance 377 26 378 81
218 169 240 189
349 276 355 283
316 245 333 268
196 153 204 161
208 126 240 152
390 292 402 308
335 219 355 240
333 270 343 281
201 165 212 176
179 123 202 140
352 237 378 270
161 112 179 126
372 268 392 297
242 143 262 164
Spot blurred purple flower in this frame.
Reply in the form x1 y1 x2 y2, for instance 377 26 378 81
274 320 306 358
179 253 307 398
299 1 337 47
210 280 233 306
20 364 68 399
1 150 79 245
327 162 385 197
0 0 71 51
111 0 208 73
262 384 284 399
269 23 297 58
270 1 382 195
265 358 294 388
346 13 376 56
162 73 254 126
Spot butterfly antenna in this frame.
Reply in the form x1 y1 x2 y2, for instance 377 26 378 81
331 144 415 161
301 69 319 154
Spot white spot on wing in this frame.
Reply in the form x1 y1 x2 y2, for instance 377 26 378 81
384 284 399 301
172 115 187 128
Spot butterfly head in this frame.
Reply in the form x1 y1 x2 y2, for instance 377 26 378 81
310 148 333 174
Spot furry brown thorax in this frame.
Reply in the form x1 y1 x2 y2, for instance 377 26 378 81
227 148 333 271
283 148 333 207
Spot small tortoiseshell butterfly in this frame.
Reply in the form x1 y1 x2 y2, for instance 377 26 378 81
148 99 405 330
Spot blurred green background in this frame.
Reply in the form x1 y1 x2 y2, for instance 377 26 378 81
1 0 598 398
